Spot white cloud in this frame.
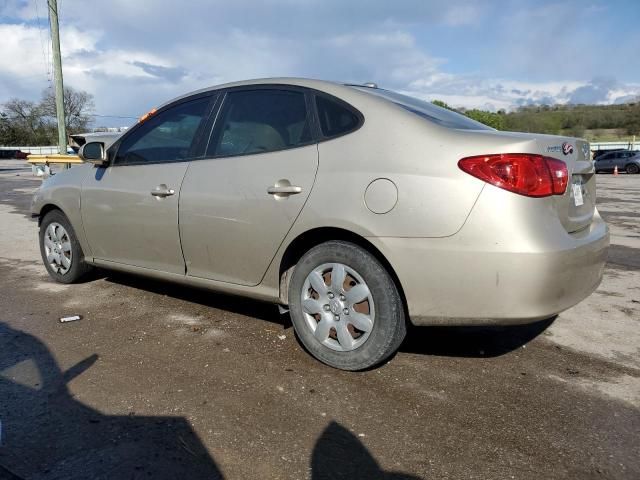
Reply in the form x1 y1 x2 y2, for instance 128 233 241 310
0 24 50 79
1 0 638 127
441 5 482 26
0 0 39 20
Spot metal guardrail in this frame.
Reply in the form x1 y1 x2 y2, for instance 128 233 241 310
0 146 60 155
590 141 638 151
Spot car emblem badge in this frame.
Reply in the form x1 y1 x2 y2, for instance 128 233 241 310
329 300 341 315
581 143 590 159
562 142 574 156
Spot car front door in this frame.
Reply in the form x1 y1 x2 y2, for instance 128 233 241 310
597 153 613 171
81 95 213 274
179 88 318 286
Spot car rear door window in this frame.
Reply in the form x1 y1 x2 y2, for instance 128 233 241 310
207 89 312 157
115 97 210 165
315 96 361 138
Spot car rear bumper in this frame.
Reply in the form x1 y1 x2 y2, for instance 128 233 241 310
368 210 609 326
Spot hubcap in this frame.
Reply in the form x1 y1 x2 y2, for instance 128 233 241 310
44 222 72 275
301 262 375 352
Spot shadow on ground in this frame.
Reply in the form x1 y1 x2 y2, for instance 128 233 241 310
0 321 223 479
401 318 556 358
0 322 420 479
103 271 286 326
311 422 421 480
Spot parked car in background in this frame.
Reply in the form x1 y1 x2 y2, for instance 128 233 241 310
0 149 29 159
594 150 640 174
31 78 609 370
592 148 625 160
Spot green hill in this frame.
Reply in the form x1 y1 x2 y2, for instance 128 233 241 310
435 100 640 140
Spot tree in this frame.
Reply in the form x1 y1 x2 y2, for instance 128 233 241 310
464 109 506 130
40 86 94 134
431 99 456 111
0 86 94 146
1 98 50 145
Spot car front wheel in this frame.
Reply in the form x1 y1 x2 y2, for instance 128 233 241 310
39 210 92 283
288 241 406 370
626 164 639 174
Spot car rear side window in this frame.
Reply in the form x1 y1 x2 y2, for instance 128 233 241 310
207 89 312 157
115 97 210 165
315 96 360 138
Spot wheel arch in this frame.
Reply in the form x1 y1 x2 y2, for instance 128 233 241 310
278 227 408 314
37 203 67 226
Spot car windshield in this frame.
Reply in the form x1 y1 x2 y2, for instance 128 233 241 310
351 86 492 131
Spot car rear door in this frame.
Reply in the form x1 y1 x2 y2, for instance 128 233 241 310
81 95 214 274
179 87 318 286
617 151 632 169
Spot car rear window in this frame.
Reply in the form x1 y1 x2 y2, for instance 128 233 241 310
351 87 492 131
315 96 361 138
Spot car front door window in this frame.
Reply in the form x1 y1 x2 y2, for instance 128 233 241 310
116 98 210 165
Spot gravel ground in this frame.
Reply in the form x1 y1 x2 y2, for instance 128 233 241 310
0 160 638 480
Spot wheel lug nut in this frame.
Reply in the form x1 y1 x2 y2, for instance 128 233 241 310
323 304 330 311
328 292 334 299
339 294 345 301
343 308 349 315
334 315 340 321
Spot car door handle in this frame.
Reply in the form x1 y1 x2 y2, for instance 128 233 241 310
267 185 302 195
151 185 175 197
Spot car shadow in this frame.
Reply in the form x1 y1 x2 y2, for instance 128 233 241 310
400 317 556 358
98 270 554 358
101 270 287 326
0 321 421 479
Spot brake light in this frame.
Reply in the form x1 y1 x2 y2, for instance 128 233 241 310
458 153 568 197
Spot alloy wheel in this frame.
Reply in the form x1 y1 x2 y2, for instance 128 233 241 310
43 222 73 275
301 262 375 352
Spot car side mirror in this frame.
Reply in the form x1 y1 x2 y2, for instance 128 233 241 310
79 142 108 166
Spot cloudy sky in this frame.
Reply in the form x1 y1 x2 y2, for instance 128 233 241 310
1 0 638 127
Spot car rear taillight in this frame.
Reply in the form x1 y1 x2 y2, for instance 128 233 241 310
458 153 568 197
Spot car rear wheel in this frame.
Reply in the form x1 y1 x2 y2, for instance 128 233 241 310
39 210 92 284
288 240 406 370
626 164 639 174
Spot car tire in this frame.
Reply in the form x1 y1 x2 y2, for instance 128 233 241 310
288 240 406 371
39 210 92 284
626 164 639 174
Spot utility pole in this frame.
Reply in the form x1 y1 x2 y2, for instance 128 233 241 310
47 0 67 155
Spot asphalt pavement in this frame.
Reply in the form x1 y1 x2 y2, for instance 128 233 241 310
0 160 638 479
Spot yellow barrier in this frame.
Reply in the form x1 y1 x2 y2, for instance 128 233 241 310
27 154 83 165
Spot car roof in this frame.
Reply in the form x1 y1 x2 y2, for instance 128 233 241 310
158 77 371 109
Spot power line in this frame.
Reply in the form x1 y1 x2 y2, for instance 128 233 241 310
89 114 138 119
33 0 52 83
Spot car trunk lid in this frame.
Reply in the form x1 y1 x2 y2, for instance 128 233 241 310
536 137 595 233
457 130 595 233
